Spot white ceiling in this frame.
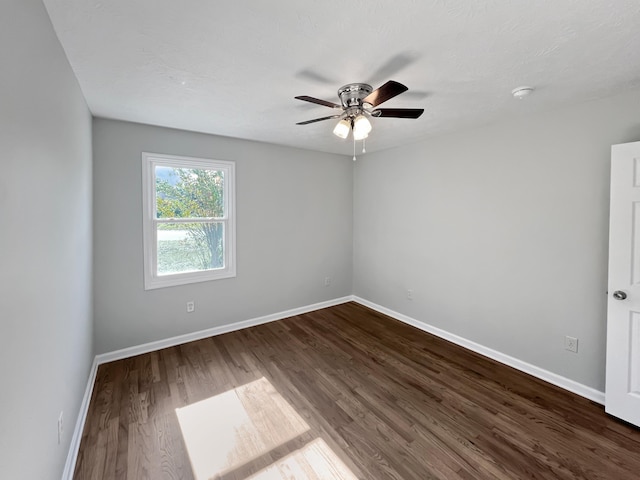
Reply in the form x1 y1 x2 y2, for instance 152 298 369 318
42 0 640 156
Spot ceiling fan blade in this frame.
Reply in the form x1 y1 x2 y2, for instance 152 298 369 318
294 95 342 109
371 108 424 119
296 114 343 125
362 80 408 107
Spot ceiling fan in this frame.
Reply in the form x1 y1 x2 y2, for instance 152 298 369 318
295 80 424 141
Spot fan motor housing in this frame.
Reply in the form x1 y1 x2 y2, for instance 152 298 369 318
338 83 372 108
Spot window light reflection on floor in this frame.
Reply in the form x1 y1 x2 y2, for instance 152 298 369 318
176 376 358 479
245 437 358 480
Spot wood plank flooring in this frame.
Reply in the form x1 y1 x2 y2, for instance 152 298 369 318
74 302 640 479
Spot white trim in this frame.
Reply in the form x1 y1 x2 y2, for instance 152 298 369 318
96 296 354 364
61 357 99 480
352 296 606 405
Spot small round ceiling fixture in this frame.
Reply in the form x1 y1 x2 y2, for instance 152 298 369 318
512 86 534 99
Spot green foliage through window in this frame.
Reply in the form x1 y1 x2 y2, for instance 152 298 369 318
155 168 225 271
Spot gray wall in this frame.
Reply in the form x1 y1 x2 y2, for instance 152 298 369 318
93 119 353 354
0 1 93 479
354 88 640 391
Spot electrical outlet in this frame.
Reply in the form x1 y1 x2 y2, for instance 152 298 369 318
58 411 63 444
407 289 414 300
565 336 578 353
324 276 331 287
186 301 195 313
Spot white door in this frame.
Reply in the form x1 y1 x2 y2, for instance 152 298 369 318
606 141 640 427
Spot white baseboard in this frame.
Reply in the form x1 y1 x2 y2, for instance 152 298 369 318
95 296 353 365
352 296 605 405
61 357 99 480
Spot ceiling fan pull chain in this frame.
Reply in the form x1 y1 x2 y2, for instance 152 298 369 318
362 138 366 154
353 135 357 161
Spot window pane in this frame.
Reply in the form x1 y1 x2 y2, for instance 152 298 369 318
155 166 224 218
157 222 224 275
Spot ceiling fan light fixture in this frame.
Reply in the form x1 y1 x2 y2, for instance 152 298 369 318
353 114 372 140
333 119 351 139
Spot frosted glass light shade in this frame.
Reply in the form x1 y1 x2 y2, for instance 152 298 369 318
352 115 372 140
333 119 351 139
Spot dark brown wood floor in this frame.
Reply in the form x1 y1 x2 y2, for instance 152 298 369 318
74 302 640 479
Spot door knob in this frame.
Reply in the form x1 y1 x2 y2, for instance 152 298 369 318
613 290 628 300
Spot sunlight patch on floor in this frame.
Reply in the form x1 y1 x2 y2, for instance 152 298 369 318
176 377 311 480
245 438 359 480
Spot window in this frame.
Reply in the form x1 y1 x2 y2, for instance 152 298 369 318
142 152 236 289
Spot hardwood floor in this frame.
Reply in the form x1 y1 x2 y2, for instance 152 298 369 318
74 302 640 479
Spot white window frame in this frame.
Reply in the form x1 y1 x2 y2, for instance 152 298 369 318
141 152 236 290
